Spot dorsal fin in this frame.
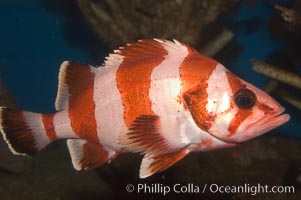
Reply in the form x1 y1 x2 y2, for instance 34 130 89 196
140 150 189 178
115 39 167 60
55 40 188 111
67 139 117 171
55 61 96 111
107 39 187 67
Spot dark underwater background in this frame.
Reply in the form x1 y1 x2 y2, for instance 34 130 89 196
0 0 300 199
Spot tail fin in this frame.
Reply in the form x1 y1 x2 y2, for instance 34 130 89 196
0 107 57 156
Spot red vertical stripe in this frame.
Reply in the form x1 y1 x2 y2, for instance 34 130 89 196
42 114 57 141
65 62 99 143
116 40 168 127
179 48 218 132
180 48 218 95
226 72 253 136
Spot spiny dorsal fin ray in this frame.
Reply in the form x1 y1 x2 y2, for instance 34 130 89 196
103 39 188 69
67 139 117 171
115 39 168 59
54 40 189 111
140 149 189 178
55 61 95 111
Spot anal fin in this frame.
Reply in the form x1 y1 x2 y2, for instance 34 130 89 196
67 139 117 171
140 149 189 178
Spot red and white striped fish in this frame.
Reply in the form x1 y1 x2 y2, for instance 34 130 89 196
0 39 290 178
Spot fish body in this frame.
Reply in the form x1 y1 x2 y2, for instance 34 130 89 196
0 39 290 178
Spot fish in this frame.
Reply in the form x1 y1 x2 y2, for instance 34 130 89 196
0 39 290 178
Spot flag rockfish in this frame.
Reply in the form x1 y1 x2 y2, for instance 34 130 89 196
0 39 290 178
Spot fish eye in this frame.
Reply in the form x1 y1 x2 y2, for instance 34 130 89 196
234 88 256 109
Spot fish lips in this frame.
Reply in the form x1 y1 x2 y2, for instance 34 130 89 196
207 108 290 144
246 109 290 140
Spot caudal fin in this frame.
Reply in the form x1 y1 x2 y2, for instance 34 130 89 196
0 107 57 156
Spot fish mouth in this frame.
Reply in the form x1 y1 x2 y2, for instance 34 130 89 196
206 108 290 144
208 133 239 145
248 108 290 136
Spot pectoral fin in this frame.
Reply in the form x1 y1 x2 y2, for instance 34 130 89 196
120 115 169 154
121 115 190 178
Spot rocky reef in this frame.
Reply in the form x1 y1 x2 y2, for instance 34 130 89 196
77 0 238 48
250 2 301 112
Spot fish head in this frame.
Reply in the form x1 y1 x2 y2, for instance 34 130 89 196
215 79 290 143
183 63 290 144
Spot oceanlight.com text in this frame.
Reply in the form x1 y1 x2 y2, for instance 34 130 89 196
125 183 295 196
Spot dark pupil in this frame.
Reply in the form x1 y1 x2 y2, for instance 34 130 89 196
239 96 252 106
234 88 256 109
